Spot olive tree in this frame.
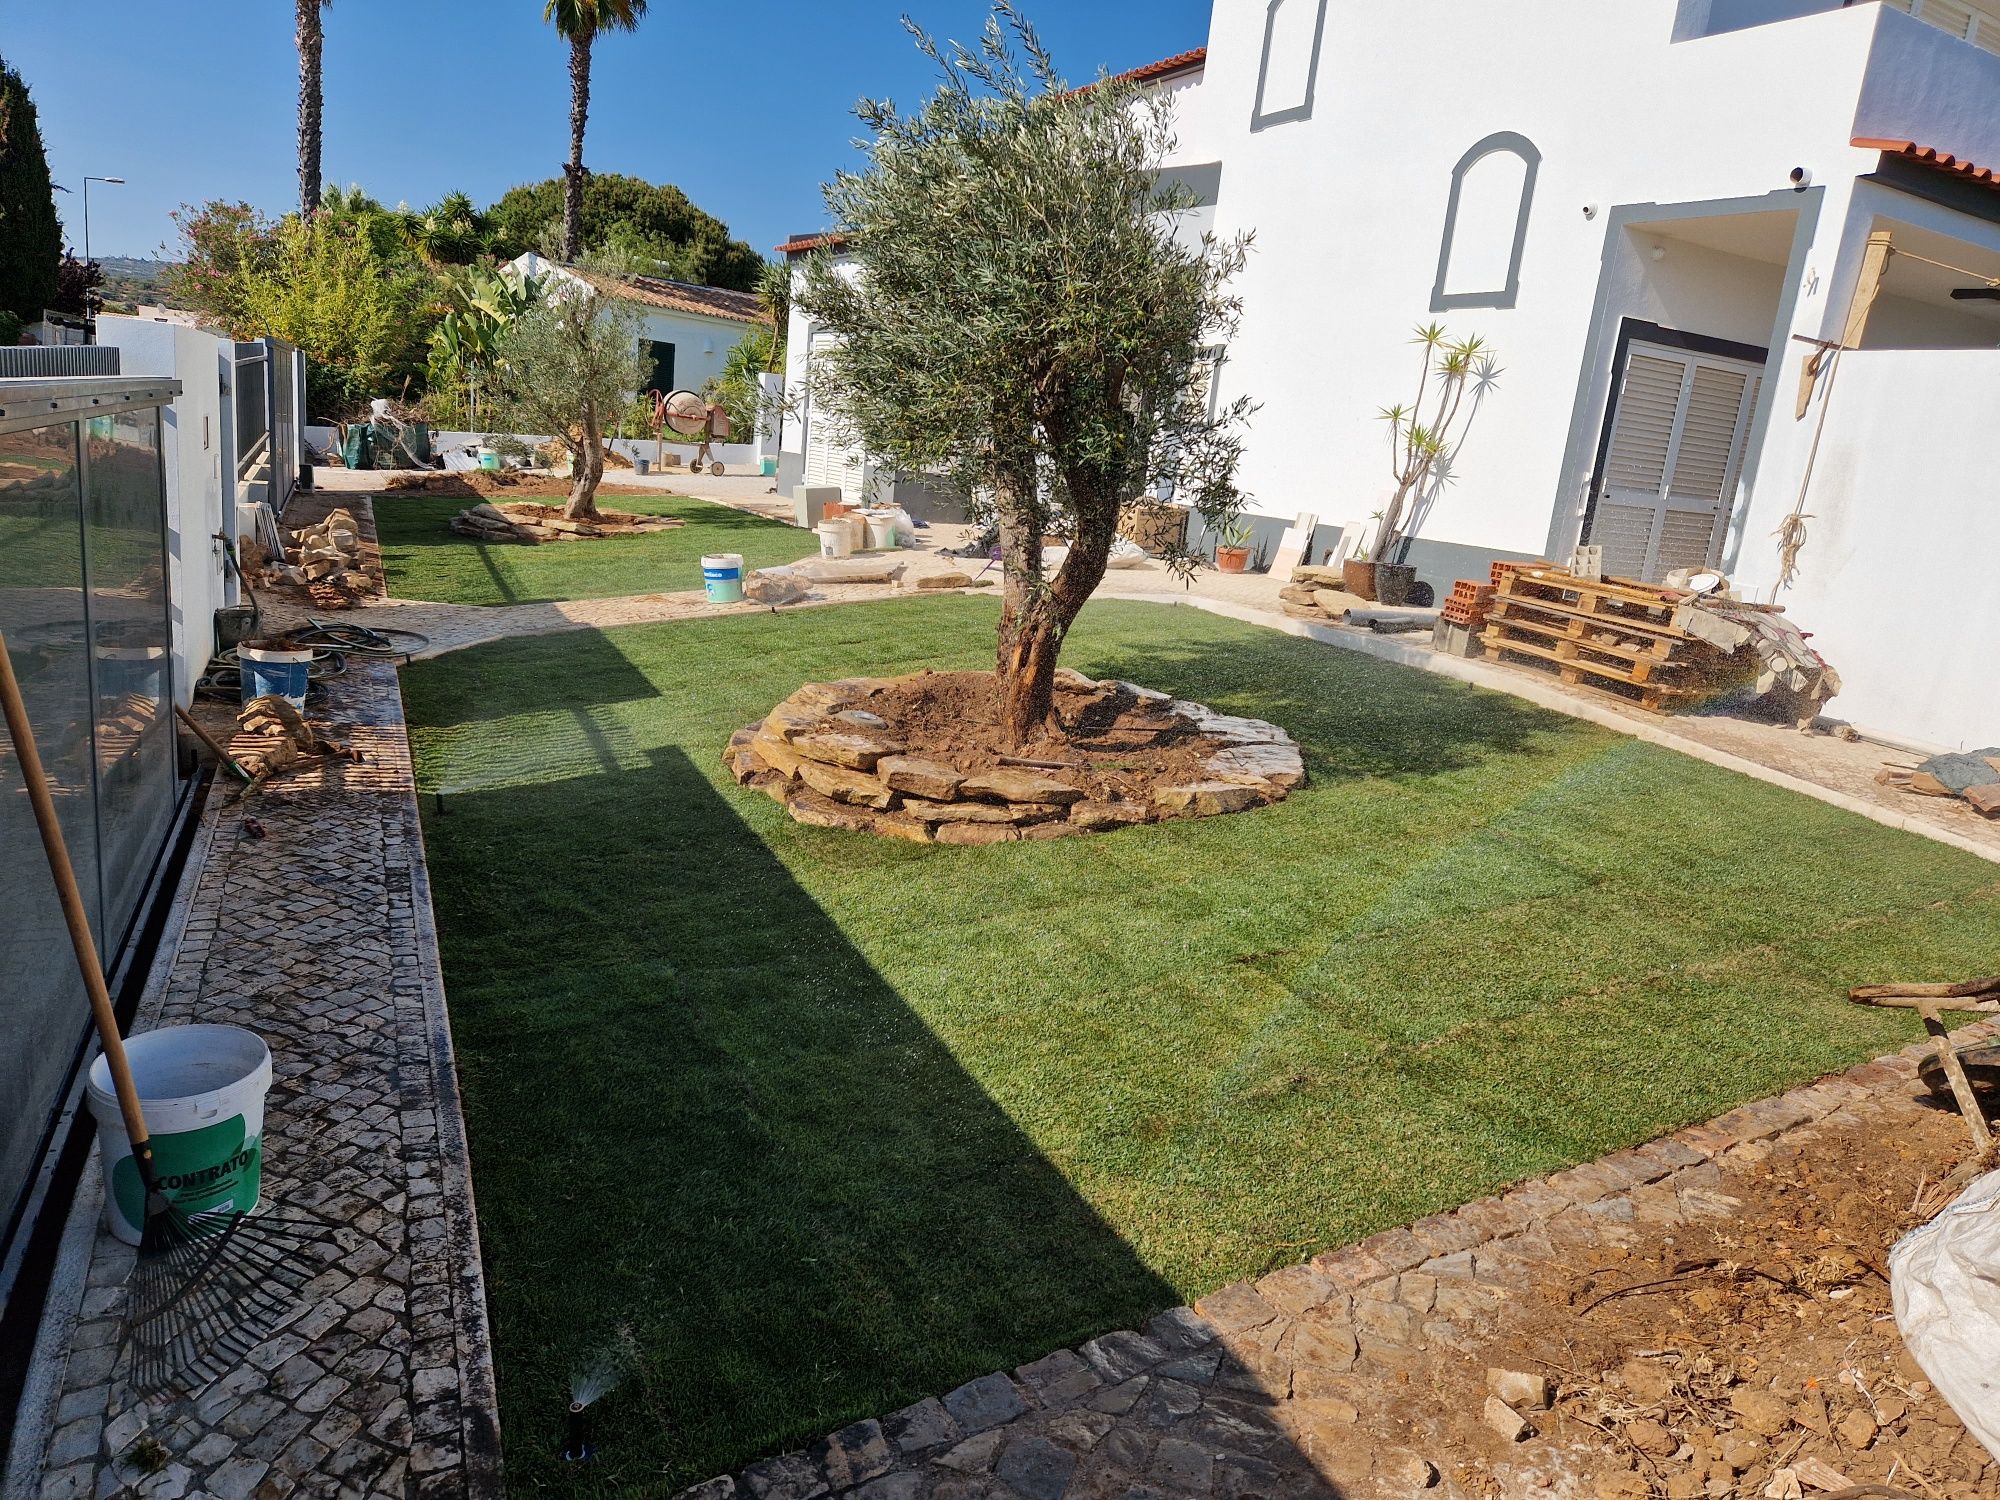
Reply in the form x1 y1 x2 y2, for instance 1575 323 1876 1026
490 255 647 521
796 5 1251 746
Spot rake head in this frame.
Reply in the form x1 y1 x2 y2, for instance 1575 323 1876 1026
125 1189 345 1397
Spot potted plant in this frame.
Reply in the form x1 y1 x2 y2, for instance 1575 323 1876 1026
1214 517 1255 574
1341 524 1378 601
1369 322 1500 604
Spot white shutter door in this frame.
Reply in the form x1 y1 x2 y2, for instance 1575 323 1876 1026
1586 342 1762 583
803 332 865 503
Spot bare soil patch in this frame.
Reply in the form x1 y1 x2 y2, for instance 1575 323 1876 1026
381 470 666 502
1362 1103 1998 1499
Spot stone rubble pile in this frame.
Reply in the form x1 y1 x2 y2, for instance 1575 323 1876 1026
724 670 1306 844
269 506 371 609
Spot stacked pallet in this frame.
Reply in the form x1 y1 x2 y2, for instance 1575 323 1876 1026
1478 566 1758 713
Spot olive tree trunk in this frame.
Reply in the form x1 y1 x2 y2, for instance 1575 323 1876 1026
995 470 1122 747
563 30 593 262
565 411 605 521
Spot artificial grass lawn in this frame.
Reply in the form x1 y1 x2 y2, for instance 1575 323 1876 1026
373 491 817 606
401 598 2000 1495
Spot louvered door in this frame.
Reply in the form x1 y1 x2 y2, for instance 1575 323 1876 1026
1586 342 1763 582
803 332 867 503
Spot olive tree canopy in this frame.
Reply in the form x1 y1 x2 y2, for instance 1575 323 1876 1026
796 4 1252 745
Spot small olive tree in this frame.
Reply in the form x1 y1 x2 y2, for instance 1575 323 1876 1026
796 5 1251 746
490 255 646 521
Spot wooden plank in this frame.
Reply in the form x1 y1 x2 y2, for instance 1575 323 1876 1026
1498 572 1684 628
1486 599 1691 659
1479 627 1701 695
1842 229 1895 353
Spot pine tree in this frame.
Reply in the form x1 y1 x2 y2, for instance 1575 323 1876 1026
0 57 62 323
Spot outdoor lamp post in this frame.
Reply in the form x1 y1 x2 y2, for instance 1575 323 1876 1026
82 176 125 267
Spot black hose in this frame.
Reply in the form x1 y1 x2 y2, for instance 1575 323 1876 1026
293 618 430 659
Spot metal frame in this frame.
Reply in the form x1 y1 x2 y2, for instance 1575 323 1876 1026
0 378 182 437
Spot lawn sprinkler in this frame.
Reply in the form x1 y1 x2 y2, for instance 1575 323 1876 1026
561 1401 595 1463
561 1329 636 1463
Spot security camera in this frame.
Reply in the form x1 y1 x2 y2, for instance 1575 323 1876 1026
1789 166 1813 191
1582 203 1600 220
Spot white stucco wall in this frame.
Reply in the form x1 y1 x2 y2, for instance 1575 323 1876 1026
1184 0 1903 561
1760 348 2000 750
94 316 235 703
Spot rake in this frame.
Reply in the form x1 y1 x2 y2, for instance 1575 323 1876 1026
0 631 339 1394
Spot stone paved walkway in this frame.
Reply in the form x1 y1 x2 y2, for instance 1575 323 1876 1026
672 1020 2000 1500
15 657 500 1499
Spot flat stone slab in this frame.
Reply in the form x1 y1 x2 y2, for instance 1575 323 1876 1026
960 769 1086 806
792 731 905 771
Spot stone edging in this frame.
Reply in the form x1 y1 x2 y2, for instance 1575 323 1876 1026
671 1018 2000 1500
726 671 1307 844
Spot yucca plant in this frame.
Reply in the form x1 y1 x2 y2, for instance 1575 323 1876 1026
1369 322 1499 564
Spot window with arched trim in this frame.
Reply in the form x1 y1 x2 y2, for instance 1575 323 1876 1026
1251 0 1329 131
1431 132 1542 311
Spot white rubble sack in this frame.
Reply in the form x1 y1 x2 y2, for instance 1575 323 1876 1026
791 556 907 585
744 568 811 606
1891 1165 2000 1461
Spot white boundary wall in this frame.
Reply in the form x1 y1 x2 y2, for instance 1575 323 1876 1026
1771 348 2000 752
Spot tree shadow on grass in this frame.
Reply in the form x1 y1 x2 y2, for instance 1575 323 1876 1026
433 745 1326 1494
1077 617 1571 786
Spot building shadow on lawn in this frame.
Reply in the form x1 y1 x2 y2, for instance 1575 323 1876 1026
431 745 1353 1497
1082 619 1564 784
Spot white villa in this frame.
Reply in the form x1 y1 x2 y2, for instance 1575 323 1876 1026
507 251 766 398
778 0 2000 752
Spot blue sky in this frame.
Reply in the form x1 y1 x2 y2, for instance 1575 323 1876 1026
4 0 1212 265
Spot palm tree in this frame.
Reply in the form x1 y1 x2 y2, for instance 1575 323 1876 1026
296 0 330 215
543 0 648 262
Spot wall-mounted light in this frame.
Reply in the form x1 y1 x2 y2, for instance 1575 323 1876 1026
1651 244 1667 262
1789 166 1813 192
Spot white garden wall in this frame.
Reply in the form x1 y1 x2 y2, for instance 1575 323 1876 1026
1759 348 2000 751
93 316 237 702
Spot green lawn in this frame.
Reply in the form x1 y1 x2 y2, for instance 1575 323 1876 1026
374 491 817 606
402 598 2000 1495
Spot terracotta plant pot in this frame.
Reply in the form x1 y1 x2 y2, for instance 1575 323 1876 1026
1341 558 1378 601
1374 563 1417 607
1215 545 1252 575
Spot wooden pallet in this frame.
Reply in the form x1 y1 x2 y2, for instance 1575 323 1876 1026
1497 569 1682 632
1479 624 1704 712
1484 593 1684 653
1481 611 1683 678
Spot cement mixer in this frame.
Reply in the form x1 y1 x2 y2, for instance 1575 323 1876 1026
652 388 733 475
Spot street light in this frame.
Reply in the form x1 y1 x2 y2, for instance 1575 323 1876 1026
81 176 124 266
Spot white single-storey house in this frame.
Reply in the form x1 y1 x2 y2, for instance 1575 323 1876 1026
781 0 2000 751
507 252 767 398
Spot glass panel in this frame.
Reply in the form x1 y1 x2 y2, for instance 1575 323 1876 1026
0 419 98 1235
83 404 177 949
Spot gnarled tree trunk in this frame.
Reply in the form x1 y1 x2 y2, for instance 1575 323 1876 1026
565 410 605 521
296 0 324 216
995 468 1122 748
563 29 593 261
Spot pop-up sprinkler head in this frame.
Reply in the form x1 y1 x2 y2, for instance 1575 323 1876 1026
560 1401 594 1463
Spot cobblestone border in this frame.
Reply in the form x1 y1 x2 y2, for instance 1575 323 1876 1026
13 661 503 1500
672 1020 2000 1500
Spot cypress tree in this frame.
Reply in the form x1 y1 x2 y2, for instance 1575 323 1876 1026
0 57 62 323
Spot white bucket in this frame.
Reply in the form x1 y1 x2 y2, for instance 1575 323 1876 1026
87 1024 273 1246
701 552 746 604
816 520 854 559
864 511 901 551
238 642 312 710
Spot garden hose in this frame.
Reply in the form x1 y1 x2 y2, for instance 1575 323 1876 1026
294 618 431 659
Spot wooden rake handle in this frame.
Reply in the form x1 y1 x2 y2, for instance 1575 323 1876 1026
0 630 157 1171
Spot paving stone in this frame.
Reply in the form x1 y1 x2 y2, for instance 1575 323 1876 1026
1146 1438 1213 1494
884 1397 959 1454
1080 1331 1168 1384
1250 1264 1336 1316
814 1419 894 1488
1016 1350 1102 1408
937 1430 1005 1475
943 1373 1029 1434
994 1435 1080 1500
1189 1282 1275 1335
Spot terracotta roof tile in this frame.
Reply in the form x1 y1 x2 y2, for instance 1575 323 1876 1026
775 231 849 257
1856 137 2000 186
575 268 766 323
